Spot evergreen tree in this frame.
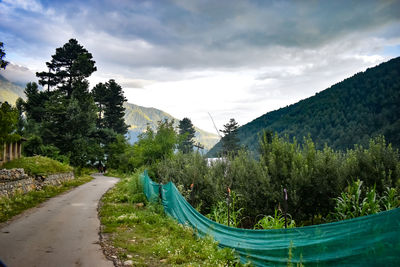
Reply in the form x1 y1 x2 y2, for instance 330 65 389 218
23 82 52 123
178 117 196 153
103 80 128 135
93 79 128 135
36 39 96 97
22 40 100 166
0 42 9 69
220 118 240 155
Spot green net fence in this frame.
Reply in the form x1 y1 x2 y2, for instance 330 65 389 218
141 171 400 266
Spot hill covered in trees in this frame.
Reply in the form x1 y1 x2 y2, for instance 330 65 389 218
0 74 25 104
124 102 219 150
208 57 400 156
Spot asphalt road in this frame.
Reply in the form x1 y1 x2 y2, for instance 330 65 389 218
0 174 118 267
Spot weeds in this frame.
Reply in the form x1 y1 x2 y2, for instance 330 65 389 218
254 208 296 230
99 171 247 266
207 191 243 227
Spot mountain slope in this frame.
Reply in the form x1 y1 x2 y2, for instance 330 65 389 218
124 102 219 150
208 57 400 156
0 74 25 104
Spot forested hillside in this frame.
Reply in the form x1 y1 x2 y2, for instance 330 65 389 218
124 102 219 150
0 74 25 104
208 57 400 156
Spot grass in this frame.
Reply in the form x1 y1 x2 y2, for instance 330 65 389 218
2 156 73 176
100 171 249 266
0 174 93 223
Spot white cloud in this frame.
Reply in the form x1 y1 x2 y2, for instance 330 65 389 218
2 0 43 12
1 62 37 86
1 0 399 133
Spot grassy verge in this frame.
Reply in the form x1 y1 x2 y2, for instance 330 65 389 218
0 174 93 223
99 171 248 266
2 156 73 176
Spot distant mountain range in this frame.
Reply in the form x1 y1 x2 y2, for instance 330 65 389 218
124 102 219 151
208 57 400 156
0 74 219 151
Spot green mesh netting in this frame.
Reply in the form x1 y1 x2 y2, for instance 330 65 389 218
140 171 400 266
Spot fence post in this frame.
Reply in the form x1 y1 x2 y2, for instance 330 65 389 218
227 187 231 227
283 188 288 229
159 184 162 201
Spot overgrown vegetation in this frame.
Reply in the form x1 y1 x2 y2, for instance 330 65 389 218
2 156 73 176
112 117 399 229
332 180 399 221
0 174 93 223
99 171 247 266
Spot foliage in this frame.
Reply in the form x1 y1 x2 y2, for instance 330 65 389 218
207 191 243 227
220 118 241 155
156 134 400 227
106 134 130 170
20 40 129 168
131 119 177 169
177 117 196 153
36 38 96 96
22 135 68 163
222 150 272 227
0 174 93 223
208 57 400 156
0 41 8 69
155 151 213 212
2 156 73 176
99 171 246 266
0 101 20 144
332 180 399 221
343 136 399 193
92 79 128 135
381 187 399 210
254 209 296 230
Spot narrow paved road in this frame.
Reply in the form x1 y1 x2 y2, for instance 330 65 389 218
0 174 118 267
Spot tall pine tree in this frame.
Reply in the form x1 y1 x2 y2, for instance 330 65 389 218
22 40 99 166
220 118 240 155
36 39 96 97
178 117 196 153
93 79 128 135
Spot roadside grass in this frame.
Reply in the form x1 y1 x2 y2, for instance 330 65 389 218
99 171 248 266
2 156 73 176
0 174 93 223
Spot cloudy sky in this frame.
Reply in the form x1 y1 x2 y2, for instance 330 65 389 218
1 0 400 133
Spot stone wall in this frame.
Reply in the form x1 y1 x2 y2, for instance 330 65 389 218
0 169 75 198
